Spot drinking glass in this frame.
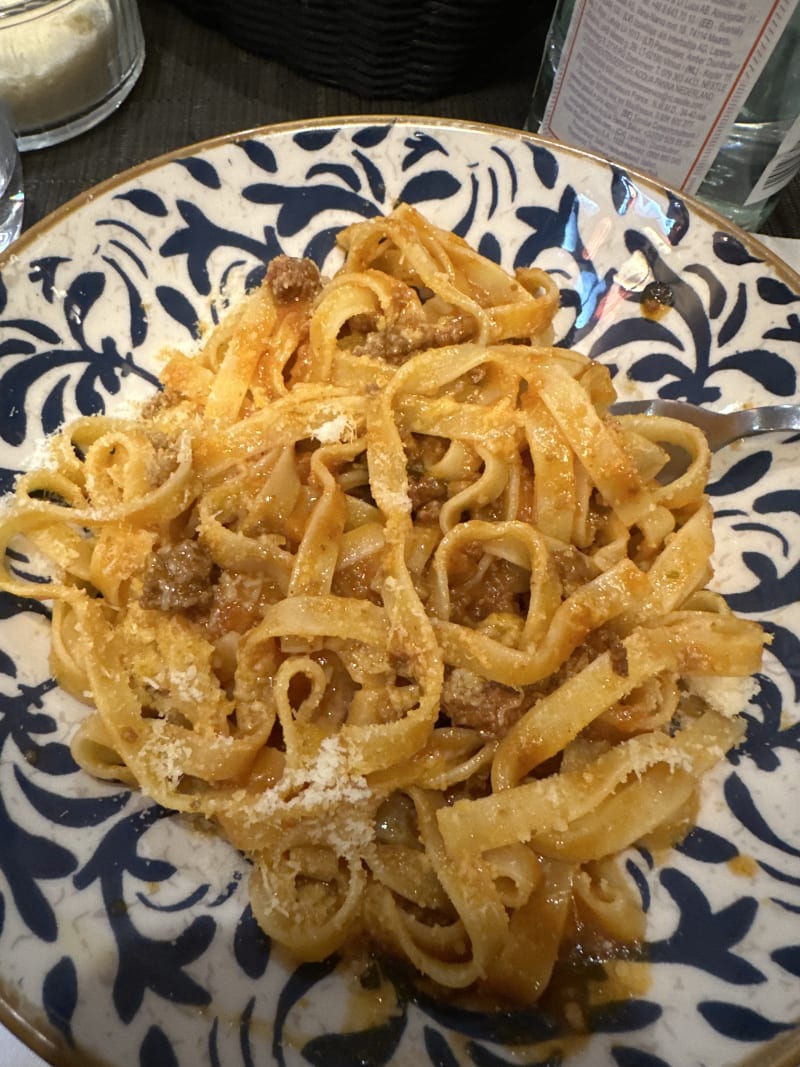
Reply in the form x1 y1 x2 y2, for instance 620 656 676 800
0 104 23 252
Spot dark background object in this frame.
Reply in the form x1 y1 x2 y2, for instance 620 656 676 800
168 0 553 98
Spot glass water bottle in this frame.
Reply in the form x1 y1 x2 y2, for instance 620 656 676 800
528 0 800 231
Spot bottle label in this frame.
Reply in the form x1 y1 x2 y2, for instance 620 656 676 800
744 112 800 206
539 0 800 194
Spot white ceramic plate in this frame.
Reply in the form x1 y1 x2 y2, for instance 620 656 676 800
1 117 799 1067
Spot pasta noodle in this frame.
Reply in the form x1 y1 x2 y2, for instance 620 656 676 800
0 204 765 1016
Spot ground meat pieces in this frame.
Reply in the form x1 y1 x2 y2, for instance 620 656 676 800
430 311 477 348
332 557 383 603
407 472 447 509
521 625 630 715
551 547 600 597
346 313 378 334
449 557 528 626
353 311 476 365
140 539 214 612
265 256 322 304
406 468 448 522
607 631 629 677
440 667 528 738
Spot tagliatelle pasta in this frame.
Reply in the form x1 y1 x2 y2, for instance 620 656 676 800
0 204 765 1017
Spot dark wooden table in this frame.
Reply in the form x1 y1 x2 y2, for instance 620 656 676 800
18 0 800 240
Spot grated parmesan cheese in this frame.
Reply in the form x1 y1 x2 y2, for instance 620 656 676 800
243 735 375 854
164 664 206 703
312 414 356 445
138 721 192 789
21 434 59 473
685 673 759 718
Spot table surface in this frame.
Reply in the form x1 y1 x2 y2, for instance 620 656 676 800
4 2 800 1065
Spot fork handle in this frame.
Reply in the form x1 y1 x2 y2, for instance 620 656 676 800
732 404 800 439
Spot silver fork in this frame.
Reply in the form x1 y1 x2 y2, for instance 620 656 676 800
611 398 800 451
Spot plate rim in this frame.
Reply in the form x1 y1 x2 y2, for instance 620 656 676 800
1 112 799 1067
4 113 800 292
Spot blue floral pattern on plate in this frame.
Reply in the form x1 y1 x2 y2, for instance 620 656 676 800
0 118 799 1067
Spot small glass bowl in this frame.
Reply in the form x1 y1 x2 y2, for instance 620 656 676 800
0 0 145 151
